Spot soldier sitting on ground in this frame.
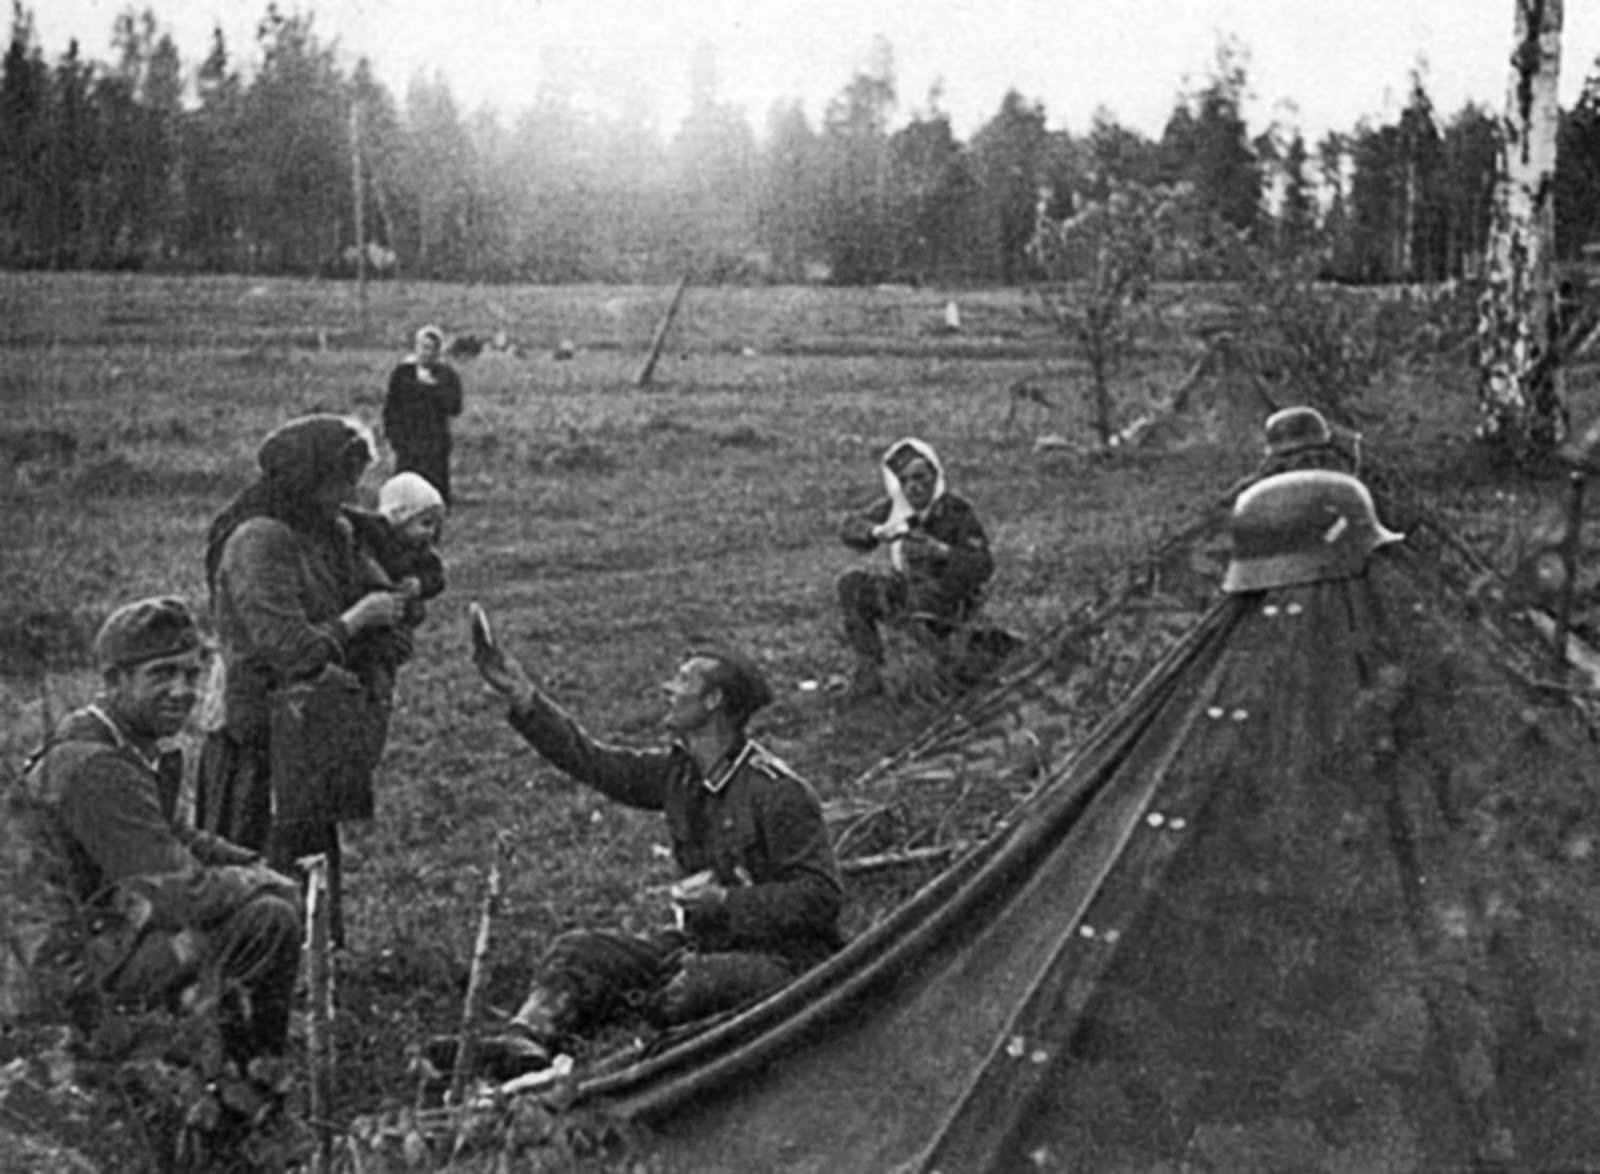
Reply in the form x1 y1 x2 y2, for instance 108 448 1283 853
10 597 301 1063
836 437 1000 698
439 613 845 1078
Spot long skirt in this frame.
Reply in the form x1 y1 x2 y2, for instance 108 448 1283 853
197 729 346 947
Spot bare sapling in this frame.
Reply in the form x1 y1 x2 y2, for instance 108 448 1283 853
449 832 515 1120
1028 181 1198 449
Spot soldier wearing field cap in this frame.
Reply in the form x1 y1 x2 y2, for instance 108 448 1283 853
449 618 845 1077
10 596 301 1061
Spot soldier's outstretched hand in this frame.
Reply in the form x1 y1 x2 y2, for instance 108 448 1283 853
469 603 535 705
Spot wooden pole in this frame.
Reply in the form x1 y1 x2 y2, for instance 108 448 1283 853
635 274 691 387
302 853 335 1173
350 99 368 333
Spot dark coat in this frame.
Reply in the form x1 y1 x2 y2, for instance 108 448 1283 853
211 515 368 744
508 692 844 968
382 361 463 501
202 512 393 851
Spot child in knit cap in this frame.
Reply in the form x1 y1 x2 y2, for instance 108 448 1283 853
343 473 448 708
371 471 447 616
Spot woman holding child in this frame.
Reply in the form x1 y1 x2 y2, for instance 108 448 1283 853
198 414 409 944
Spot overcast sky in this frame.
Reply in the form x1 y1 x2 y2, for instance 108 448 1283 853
27 0 1600 143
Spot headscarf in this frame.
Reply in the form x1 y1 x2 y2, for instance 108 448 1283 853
409 324 445 383
875 437 947 572
205 414 374 599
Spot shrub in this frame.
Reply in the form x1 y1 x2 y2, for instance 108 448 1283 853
1029 181 1203 448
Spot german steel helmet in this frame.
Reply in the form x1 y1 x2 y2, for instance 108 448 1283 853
1263 406 1333 459
1223 470 1403 593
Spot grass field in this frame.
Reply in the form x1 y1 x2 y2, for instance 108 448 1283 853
4 270 1596 1156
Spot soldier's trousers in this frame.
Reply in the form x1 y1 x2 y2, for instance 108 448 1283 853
114 892 301 1060
515 927 795 1032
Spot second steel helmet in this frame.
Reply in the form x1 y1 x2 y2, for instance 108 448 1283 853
1262 406 1334 459
1223 470 1403 593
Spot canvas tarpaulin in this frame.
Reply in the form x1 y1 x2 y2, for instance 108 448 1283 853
549 508 1600 1170
826 506 1236 882
828 453 1578 875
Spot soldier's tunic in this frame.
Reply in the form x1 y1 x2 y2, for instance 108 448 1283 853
5 706 300 1057
506 688 844 1028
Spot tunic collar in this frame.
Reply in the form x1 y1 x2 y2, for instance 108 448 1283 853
674 737 754 795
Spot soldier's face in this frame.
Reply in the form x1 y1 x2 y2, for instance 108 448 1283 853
419 335 441 364
106 649 205 740
661 656 720 735
896 459 937 510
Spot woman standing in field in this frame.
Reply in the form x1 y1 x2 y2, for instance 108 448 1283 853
198 414 405 944
383 324 463 504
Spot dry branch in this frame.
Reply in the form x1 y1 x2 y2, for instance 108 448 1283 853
449 834 514 1118
841 844 961 877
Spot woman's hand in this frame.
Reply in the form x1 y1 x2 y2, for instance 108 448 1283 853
901 531 950 562
342 591 403 633
841 515 878 545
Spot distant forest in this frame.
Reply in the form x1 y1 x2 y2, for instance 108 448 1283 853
4 4 1600 286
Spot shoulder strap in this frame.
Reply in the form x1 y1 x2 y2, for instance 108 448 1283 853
746 742 805 785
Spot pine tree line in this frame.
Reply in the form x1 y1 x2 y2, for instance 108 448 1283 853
3 7 1599 286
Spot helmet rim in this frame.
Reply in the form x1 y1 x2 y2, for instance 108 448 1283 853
1263 406 1333 458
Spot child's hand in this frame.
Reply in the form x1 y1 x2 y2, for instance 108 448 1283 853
398 575 422 600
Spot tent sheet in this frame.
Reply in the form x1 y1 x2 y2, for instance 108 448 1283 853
562 543 1600 1172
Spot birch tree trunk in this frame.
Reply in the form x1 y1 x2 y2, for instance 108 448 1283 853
1477 0 1565 463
